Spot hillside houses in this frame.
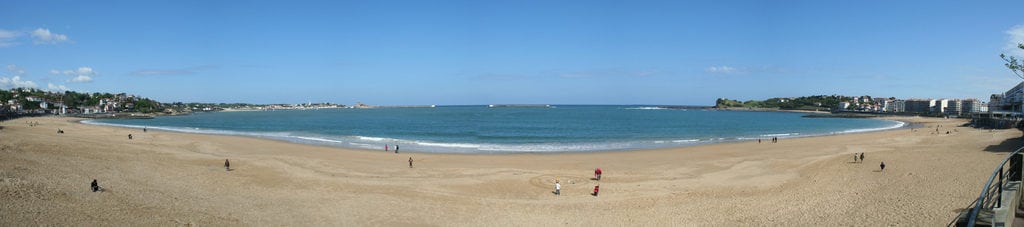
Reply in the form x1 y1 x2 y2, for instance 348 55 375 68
0 88 161 115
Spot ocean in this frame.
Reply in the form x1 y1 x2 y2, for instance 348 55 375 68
84 105 905 153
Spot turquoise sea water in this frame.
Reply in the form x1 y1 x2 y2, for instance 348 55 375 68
85 105 904 153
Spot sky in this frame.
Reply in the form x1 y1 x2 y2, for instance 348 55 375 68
1 1 1023 105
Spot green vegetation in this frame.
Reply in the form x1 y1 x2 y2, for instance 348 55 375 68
2 87 340 116
0 88 167 114
1002 43 1024 79
716 95 868 111
714 98 744 108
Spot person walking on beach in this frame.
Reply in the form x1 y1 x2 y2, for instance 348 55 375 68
555 180 561 196
385 144 389 152
409 157 413 168
91 179 100 192
880 162 886 172
395 145 399 154
224 159 231 171
592 184 600 197
853 154 858 163
859 153 864 163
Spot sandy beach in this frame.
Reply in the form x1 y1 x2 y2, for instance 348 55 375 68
0 116 1020 225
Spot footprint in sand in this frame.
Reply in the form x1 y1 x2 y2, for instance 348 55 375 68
529 174 588 189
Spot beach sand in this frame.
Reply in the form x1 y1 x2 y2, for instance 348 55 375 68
1 116 1020 225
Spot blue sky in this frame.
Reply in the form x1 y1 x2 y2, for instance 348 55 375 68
1 1 1022 105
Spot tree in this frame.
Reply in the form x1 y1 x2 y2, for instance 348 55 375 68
1002 43 1024 79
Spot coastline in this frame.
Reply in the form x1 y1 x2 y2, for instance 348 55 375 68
79 114 909 154
82 116 909 155
2 116 1020 225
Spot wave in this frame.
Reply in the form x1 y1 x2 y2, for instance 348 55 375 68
293 136 345 144
761 133 800 137
81 118 910 153
672 139 701 143
836 120 906 134
623 107 667 110
355 136 387 142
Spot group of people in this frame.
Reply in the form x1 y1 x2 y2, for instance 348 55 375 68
758 137 780 144
853 152 865 163
852 152 887 172
385 144 400 153
554 168 603 197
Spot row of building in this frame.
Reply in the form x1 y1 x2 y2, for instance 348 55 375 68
0 88 139 115
833 81 1024 118
989 81 1024 114
839 98 987 116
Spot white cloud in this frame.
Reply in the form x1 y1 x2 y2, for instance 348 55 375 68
53 66 95 83
30 28 69 44
0 76 36 88
7 64 26 75
705 66 739 74
0 65 37 88
1007 25 1024 57
47 83 68 91
70 75 92 82
0 29 22 48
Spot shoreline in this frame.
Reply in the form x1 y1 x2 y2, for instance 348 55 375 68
79 116 911 154
3 116 1019 225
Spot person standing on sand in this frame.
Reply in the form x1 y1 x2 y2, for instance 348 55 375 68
385 144 389 152
409 157 413 168
395 145 399 154
880 162 886 172
593 184 600 197
853 154 858 163
224 159 230 171
860 153 864 163
555 180 561 196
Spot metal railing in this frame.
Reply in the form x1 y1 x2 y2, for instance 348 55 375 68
956 145 1024 226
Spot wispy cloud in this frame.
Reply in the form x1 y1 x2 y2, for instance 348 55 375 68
130 64 220 76
47 83 68 91
51 66 96 83
0 29 22 48
1007 25 1024 57
0 64 37 88
0 28 71 47
31 28 69 44
705 66 739 74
